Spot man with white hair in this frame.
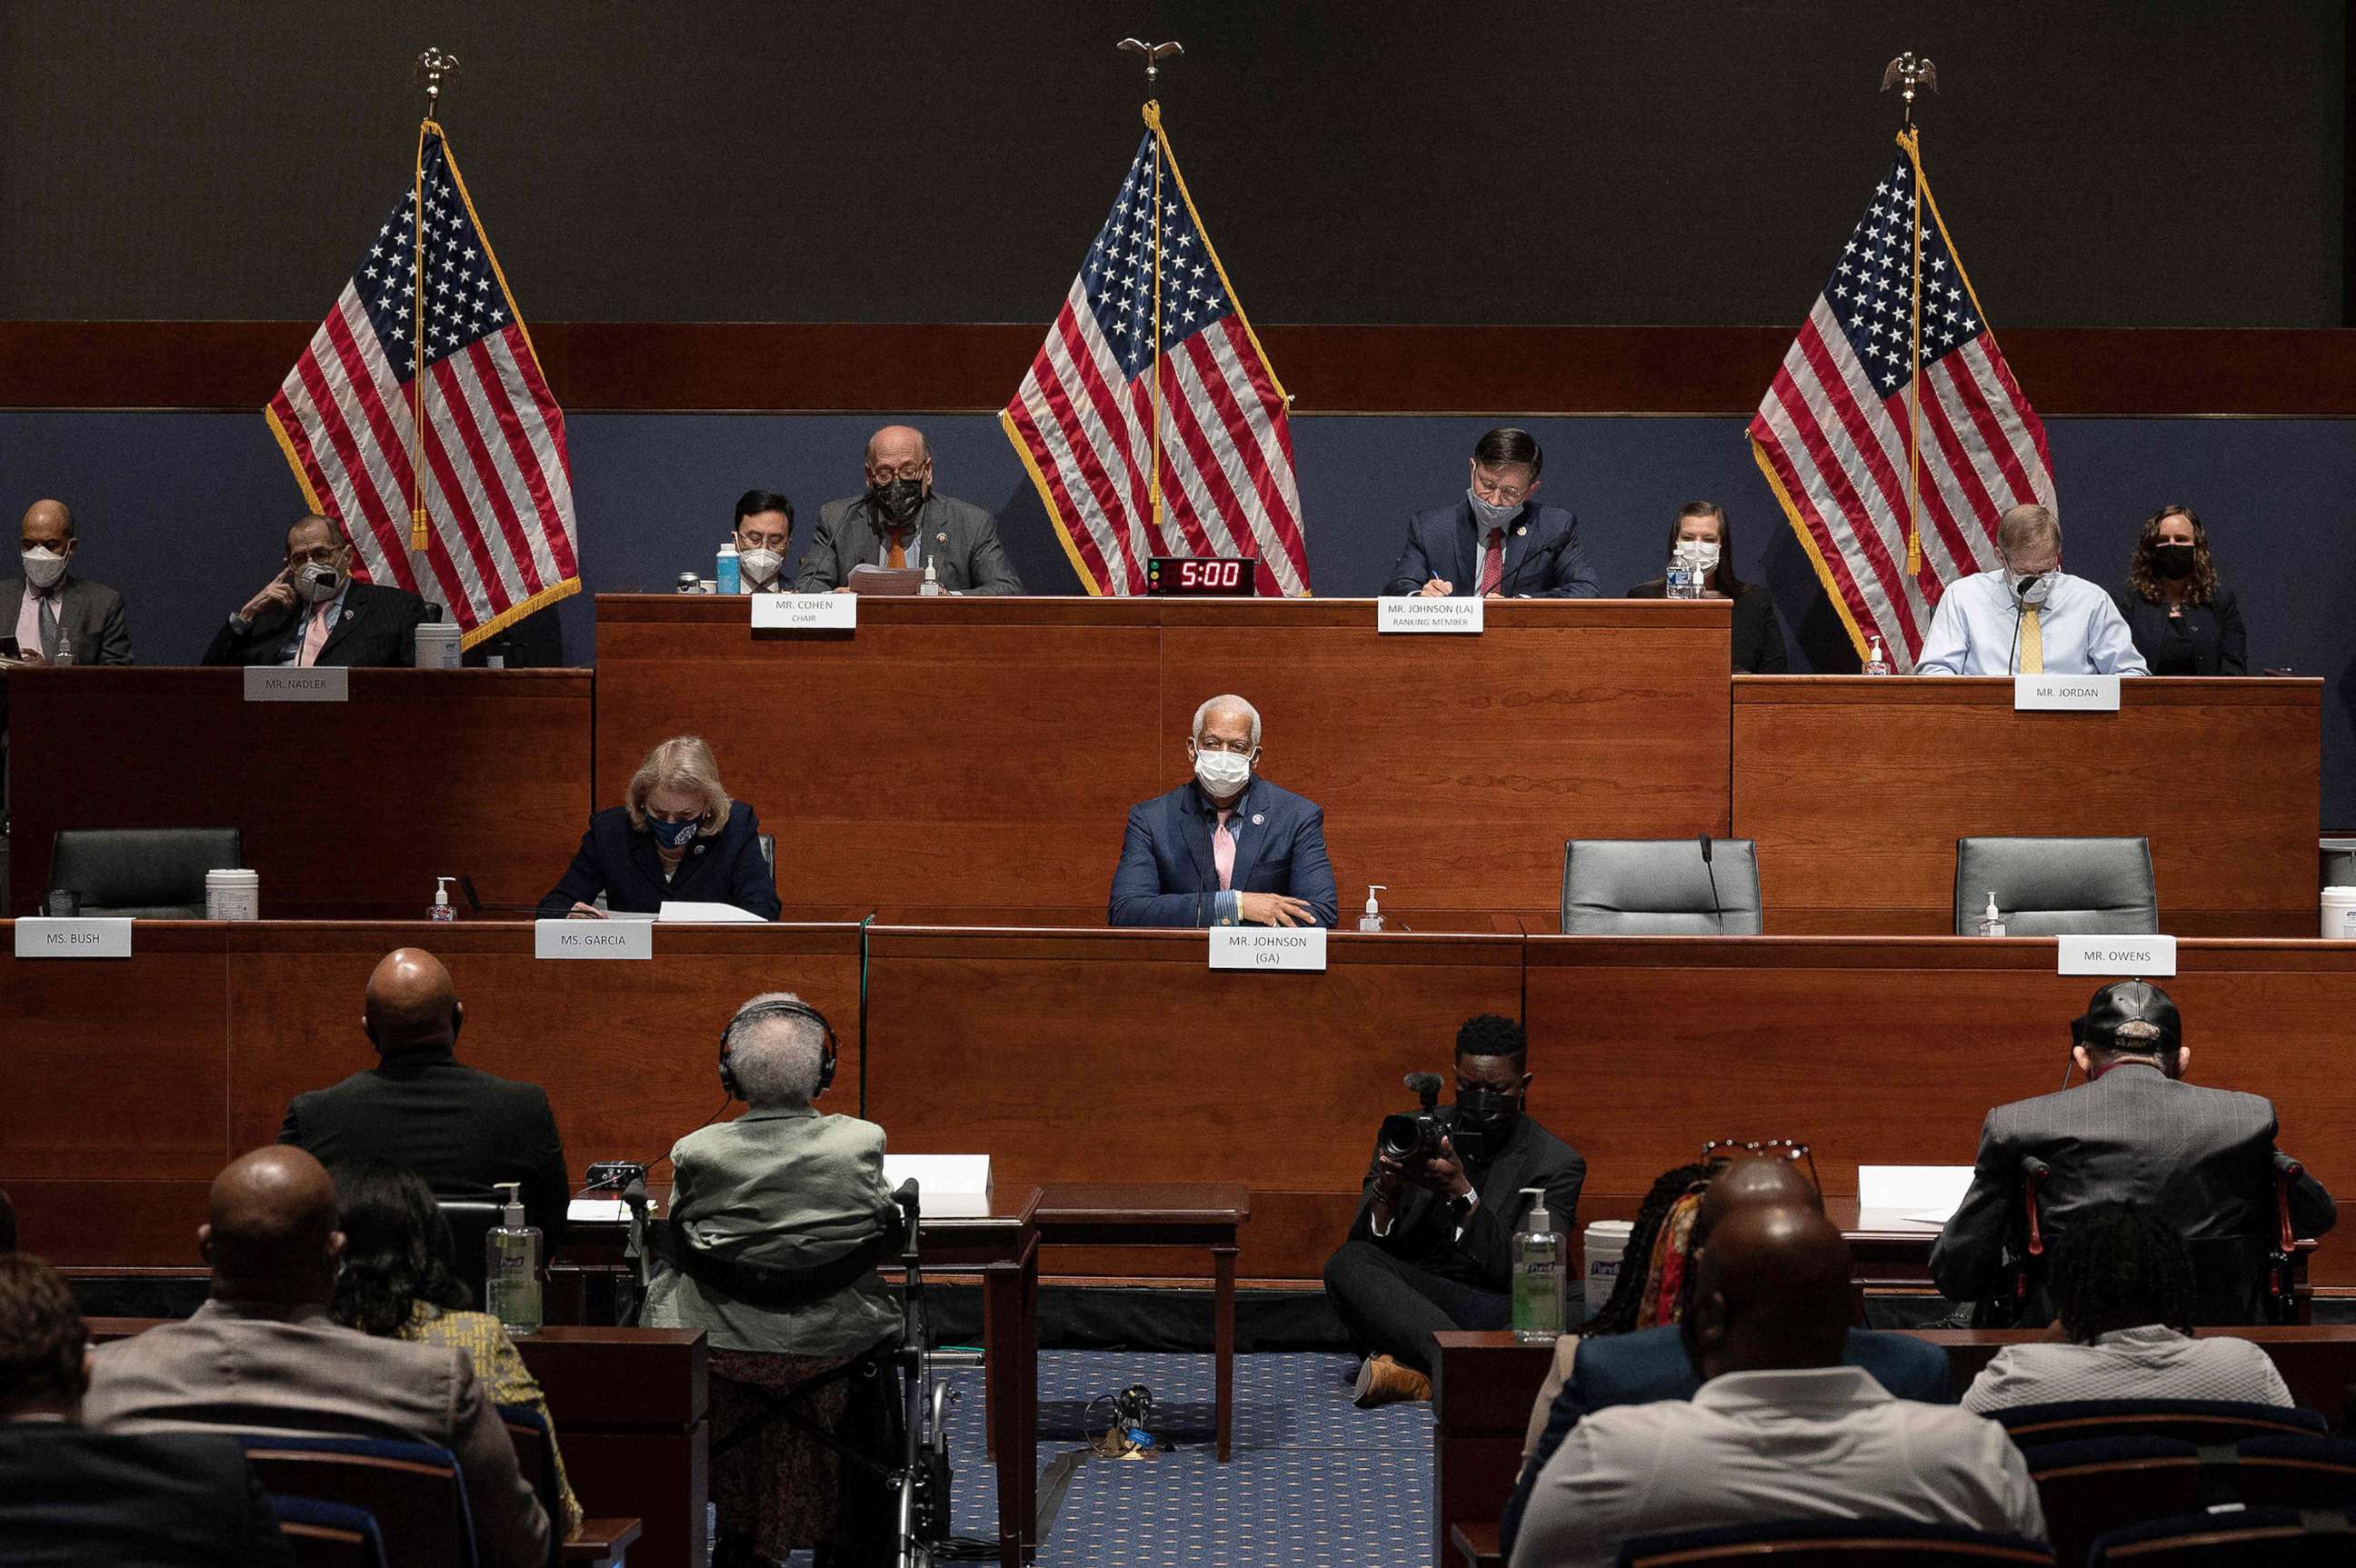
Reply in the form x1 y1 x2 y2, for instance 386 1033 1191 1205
1108 693 1339 927
1914 504 2147 675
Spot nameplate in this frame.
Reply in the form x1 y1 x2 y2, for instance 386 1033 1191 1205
751 594 856 631
1377 596 1483 634
534 919 653 960
244 666 350 703
2014 674 2120 712
15 918 134 958
2058 934 2177 977
1210 926 1328 972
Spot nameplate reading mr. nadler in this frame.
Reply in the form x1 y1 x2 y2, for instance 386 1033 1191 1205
1377 596 1484 634
1210 926 1329 972
2014 674 2121 712
244 666 351 703
15 918 134 959
534 919 654 961
2058 934 2177 977
751 594 857 631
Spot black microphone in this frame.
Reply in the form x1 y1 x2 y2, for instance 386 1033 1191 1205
1699 834 1726 934
2007 576 2027 676
1502 518 1573 598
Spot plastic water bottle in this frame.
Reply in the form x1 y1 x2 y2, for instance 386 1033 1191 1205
484 1182 543 1336
714 539 741 596
1862 635 1892 676
1512 1186 1565 1343
1665 554 1696 600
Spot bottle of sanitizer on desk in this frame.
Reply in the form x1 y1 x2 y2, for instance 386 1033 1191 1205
1862 635 1892 676
431 877 457 923
485 1182 543 1336
1358 884 1386 933
921 560 943 596
715 539 741 596
1512 1187 1565 1343
1979 891 2007 938
53 626 72 666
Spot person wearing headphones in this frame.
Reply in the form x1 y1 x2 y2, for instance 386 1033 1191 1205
1913 503 2148 676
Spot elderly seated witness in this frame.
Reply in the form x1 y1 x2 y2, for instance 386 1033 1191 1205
537 734 782 920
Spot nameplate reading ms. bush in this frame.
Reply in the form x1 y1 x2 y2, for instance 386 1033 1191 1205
15 918 134 958
244 666 351 703
2058 934 2176 976
1377 597 1484 634
751 594 857 631
1210 926 1328 972
534 919 654 960
2014 674 2121 712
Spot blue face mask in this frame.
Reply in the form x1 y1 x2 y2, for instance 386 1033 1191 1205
650 815 700 851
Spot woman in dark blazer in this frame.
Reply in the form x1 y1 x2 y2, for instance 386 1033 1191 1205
1625 502 1790 673
2111 504 2247 675
537 734 781 919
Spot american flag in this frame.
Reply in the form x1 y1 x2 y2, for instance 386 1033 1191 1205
265 124 580 646
1748 133 2054 669
1001 110 1309 595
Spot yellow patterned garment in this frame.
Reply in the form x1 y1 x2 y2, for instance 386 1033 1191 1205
400 1303 585 1536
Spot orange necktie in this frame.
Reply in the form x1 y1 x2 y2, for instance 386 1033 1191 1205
886 530 909 570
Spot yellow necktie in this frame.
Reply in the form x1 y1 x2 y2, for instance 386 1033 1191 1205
2019 605 2044 674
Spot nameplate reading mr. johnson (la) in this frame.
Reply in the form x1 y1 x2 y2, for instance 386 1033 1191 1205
1377 597 1484 634
15 918 134 959
534 919 654 961
244 666 352 703
2014 674 2121 712
1210 926 1329 972
751 594 858 632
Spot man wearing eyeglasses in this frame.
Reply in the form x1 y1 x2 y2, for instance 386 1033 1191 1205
794 425 1024 594
1380 427 1600 600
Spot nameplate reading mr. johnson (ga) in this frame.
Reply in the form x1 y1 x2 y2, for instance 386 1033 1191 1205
1210 926 1329 972
751 594 858 631
2059 934 2176 977
534 919 654 960
244 666 352 703
1377 597 1484 634
15 918 134 959
2014 674 2121 712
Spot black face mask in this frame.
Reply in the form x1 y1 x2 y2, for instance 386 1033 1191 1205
872 477 925 525
2153 543 2197 581
1453 1084 1521 1163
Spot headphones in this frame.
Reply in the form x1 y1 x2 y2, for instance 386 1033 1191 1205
717 996 839 1102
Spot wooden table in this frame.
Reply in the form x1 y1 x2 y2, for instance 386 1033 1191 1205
5 667 594 919
1732 674 2322 936
593 594 1732 924
1032 1182 1249 1460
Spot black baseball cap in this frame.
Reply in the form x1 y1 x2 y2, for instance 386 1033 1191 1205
2071 980 2182 1054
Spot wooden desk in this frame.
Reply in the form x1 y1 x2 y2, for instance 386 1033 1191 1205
594 595 1732 922
1732 675 2322 936
6 667 594 920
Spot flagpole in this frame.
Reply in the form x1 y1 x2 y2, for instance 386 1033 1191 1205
1882 52 1937 579
409 49 459 572
1119 39 1183 548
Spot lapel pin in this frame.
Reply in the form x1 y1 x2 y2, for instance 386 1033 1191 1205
1516 525 1528 536
1252 813 1264 825
936 532 948 543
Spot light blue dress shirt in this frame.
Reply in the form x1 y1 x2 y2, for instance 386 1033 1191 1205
1913 570 2148 676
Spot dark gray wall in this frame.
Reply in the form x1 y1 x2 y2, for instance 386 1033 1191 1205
1 1 2343 325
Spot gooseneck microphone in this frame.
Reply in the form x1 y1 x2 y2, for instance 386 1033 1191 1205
2008 577 2027 676
1699 834 1726 934
1501 518 1574 598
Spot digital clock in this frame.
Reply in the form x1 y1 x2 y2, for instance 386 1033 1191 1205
1146 555 1254 595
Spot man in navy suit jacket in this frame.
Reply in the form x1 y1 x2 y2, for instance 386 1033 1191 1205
1108 694 1339 928
1381 426 1601 599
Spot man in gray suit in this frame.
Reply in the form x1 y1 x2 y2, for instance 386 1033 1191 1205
1931 980 2337 1325
794 424 1023 594
4 499 132 665
84 1145 549 1568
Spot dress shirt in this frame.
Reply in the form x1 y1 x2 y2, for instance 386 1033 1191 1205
1914 570 2147 676
1961 1323 2292 1413
1509 1364 2046 1568
1205 783 1253 926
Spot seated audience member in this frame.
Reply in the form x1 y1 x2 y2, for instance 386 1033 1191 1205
539 733 782 920
1962 1202 2291 1413
644 993 901 1565
794 424 1023 594
279 946 571 1254
1511 1205 2045 1568
1502 1156 1950 1556
5 499 133 665
2111 504 2247 675
1381 426 1600 599
330 1163 584 1534
1931 981 2335 1325
0 1253 295 1566
83 1147 548 1568
1914 503 2146 676
1324 1015 1585 1406
1109 693 1339 928
203 514 429 667
731 489 795 594
1623 503 1789 672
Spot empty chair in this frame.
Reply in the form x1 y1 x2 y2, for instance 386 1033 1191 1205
46 827 243 918
1993 1399 2326 1451
237 1434 474 1568
268 1494 391 1568
1561 838 1762 934
1954 836 2156 935
1618 1517 2054 1566
2029 1434 2356 1568
2090 1505 2356 1565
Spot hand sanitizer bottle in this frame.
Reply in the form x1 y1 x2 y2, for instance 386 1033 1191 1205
715 539 741 595
921 560 943 596
484 1182 543 1336
1862 635 1892 676
1978 891 2007 938
1358 884 1386 933
431 876 457 923
1512 1187 1565 1343
53 625 73 666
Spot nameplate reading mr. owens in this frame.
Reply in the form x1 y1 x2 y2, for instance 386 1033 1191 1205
15 918 134 959
1210 926 1329 972
244 666 351 703
751 594 857 632
1377 596 1484 634
534 919 654 961
2014 674 2121 712
2058 934 2177 977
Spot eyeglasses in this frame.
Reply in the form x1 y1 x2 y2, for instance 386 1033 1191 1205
1702 1138 1822 1192
1470 472 1530 506
866 461 927 484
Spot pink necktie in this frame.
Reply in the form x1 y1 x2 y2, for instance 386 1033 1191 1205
1213 813 1236 893
298 605 333 667
1478 528 1504 596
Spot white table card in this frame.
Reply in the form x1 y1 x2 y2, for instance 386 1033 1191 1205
2059 934 2177 976
2014 674 2121 712
244 666 351 703
534 918 654 960
1377 596 1483 634
751 594 857 631
1210 926 1328 972
15 918 134 958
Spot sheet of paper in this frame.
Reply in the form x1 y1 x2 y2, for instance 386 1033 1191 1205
656 901 766 924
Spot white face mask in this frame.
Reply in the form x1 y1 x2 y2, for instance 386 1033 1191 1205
1675 539 1721 574
295 561 344 604
738 547 784 586
1466 487 1520 532
1193 746 1252 795
20 547 67 589
2014 568 2059 606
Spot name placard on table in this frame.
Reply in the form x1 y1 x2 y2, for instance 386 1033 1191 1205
534 918 654 960
751 594 857 631
2058 934 2177 976
15 917 134 958
244 666 351 703
1377 596 1483 634
2014 674 2121 712
1210 926 1328 972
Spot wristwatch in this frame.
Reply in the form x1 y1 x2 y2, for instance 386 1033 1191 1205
1449 1189 1479 1220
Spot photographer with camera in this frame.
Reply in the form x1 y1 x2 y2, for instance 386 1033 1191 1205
1323 1014 1587 1407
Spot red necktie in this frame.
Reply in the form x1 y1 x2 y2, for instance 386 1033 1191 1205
1477 528 1504 596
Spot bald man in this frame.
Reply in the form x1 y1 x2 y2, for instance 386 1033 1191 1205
794 424 1024 594
1512 1205 2043 1568
83 1148 550 1568
3 499 132 667
277 947 570 1252
1501 1160 1951 1557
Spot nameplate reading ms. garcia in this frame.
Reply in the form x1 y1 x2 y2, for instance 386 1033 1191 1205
534 919 654 960
2014 674 2121 712
15 917 134 959
1377 596 1484 634
751 594 857 632
1210 926 1329 972
2058 934 2177 977
243 666 352 703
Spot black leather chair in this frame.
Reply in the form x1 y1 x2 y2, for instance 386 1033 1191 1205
45 827 242 918
1561 838 1762 934
1953 836 2157 936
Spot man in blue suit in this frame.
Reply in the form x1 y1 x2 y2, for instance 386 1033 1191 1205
1499 1156 1953 1558
1380 427 1601 599
1107 694 1339 928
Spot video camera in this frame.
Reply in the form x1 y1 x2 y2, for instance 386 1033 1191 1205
1378 1073 1448 1164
